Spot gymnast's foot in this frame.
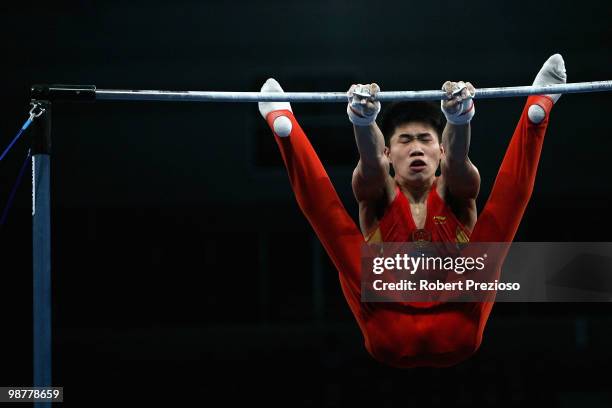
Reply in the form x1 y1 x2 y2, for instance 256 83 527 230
259 78 293 137
529 54 567 123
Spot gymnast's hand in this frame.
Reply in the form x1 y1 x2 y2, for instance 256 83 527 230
441 81 476 125
346 83 381 126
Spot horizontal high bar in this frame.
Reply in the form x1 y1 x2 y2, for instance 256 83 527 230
31 81 612 103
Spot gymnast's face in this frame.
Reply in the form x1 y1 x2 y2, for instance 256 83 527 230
385 121 443 184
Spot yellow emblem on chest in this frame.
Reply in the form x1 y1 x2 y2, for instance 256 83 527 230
433 215 447 224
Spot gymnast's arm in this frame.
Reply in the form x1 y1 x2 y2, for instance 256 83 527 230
439 81 481 201
348 84 395 205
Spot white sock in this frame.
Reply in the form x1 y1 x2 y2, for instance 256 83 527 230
258 78 292 118
258 78 293 137
529 54 567 123
533 53 567 104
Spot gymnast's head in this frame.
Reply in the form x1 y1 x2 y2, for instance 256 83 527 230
379 101 445 183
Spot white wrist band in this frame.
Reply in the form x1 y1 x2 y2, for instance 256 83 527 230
442 99 475 125
347 104 379 126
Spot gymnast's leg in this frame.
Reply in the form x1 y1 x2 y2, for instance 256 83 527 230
258 78 364 305
471 54 567 243
467 55 567 337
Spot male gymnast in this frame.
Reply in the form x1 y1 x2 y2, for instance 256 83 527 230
258 54 566 367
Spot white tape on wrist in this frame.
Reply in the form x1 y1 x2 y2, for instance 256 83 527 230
442 99 475 125
347 104 379 126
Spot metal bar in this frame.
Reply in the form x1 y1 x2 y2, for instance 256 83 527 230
93 81 612 103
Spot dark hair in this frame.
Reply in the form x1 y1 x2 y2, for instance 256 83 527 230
379 101 445 146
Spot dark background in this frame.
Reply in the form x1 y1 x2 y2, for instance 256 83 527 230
1 0 611 406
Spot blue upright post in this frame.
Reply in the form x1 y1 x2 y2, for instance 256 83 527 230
31 101 52 408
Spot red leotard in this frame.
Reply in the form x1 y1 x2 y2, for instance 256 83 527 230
367 180 471 245
265 95 553 367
